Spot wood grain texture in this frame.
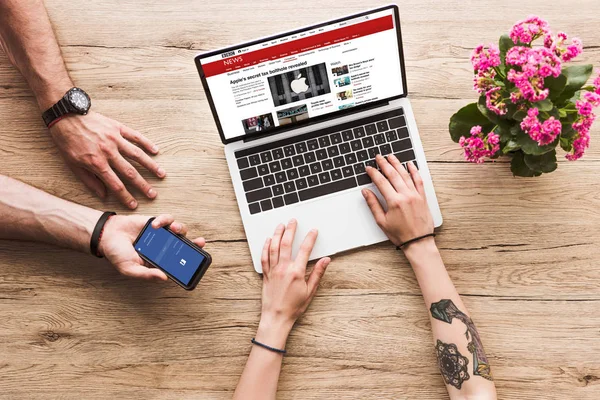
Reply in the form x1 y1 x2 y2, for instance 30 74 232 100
1 0 600 398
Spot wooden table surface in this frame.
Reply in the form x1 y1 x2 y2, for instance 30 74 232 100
1 1 600 399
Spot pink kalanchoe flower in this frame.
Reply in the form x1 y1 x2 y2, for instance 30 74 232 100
562 38 583 62
510 16 550 44
485 87 507 115
538 117 562 145
505 46 530 66
576 100 593 116
473 69 497 94
583 92 600 107
471 44 501 72
593 72 600 95
521 107 542 137
459 126 500 163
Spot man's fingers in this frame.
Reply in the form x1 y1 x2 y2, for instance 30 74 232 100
375 154 406 192
387 154 415 192
120 263 168 282
94 164 138 209
361 189 386 227
269 223 285 267
279 219 297 263
120 140 166 179
169 221 188 236
110 154 156 200
307 257 330 298
192 237 206 248
71 164 106 198
296 229 318 269
152 214 175 228
366 165 396 201
120 124 159 155
261 237 271 276
408 161 426 197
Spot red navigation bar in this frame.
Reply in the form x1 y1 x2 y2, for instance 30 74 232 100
201 15 394 77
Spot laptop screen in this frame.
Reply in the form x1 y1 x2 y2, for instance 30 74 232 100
196 6 406 143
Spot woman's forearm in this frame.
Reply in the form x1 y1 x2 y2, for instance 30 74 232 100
233 316 292 400
0 175 101 253
405 238 497 399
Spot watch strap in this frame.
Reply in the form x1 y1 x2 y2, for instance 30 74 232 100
90 212 117 258
42 92 75 127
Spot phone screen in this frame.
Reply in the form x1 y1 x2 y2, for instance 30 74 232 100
135 224 206 286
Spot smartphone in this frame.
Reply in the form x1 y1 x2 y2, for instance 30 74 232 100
133 217 212 290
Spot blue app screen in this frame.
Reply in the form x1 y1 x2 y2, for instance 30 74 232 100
136 223 205 286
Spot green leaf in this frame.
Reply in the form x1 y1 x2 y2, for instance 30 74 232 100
533 98 554 112
524 151 557 173
545 74 567 101
514 126 557 155
560 136 573 152
556 64 594 105
478 95 500 124
502 139 521 153
448 103 493 143
499 34 515 65
495 124 513 143
513 109 527 121
511 151 542 177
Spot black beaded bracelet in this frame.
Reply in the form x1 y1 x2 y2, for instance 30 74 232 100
251 338 286 354
90 211 116 258
396 233 436 250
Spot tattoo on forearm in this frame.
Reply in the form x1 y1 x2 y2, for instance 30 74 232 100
435 340 470 389
430 299 493 381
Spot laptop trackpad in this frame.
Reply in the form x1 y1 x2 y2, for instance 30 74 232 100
244 186 388 273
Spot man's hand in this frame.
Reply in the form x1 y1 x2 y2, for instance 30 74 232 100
362 155 434 248
49 111 166 209
99 214 206 282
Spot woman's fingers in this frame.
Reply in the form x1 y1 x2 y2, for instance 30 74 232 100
261 237 272 275
279 219 297 263
269 223 285 267
375 154 406 192
366 165 397 201
295 229 318 269
307 257 331 298
387 154 415 192
407 161 426 197
362 189 386 228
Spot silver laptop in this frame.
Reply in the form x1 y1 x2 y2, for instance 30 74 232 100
195 4 442 272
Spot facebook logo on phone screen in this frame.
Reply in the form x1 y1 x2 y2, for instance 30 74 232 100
137 224 205 286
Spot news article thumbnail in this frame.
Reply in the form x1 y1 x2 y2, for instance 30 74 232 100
241 113 275 134
331 65 349 76
276 104 309 126
268 63 331 107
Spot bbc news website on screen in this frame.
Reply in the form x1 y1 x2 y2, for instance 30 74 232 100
200 9 404 140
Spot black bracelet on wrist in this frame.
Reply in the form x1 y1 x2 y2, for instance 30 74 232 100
251 338 287 354
90 211 116 258
396 232 436 250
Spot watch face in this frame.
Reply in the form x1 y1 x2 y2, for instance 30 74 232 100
69 89 90 112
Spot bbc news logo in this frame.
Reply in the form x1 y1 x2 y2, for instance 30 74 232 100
221 51 236 58
223 56 243 65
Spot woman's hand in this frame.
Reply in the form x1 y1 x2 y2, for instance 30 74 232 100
256 219 331 348
99 213 205 281
362 155 434 248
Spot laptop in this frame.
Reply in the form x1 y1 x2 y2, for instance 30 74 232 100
195 4 442 272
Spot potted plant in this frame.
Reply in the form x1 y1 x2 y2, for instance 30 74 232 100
449 16 600 176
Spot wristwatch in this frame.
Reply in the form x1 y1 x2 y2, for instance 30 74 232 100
42 87 91 128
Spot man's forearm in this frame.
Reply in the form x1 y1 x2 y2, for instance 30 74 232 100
0 0 73 109
0 175 101 253
405 239 497 399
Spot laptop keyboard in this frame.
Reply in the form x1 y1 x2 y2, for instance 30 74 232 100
234 108 417 215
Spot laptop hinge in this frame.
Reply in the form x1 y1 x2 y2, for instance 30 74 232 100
242 100 390 143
